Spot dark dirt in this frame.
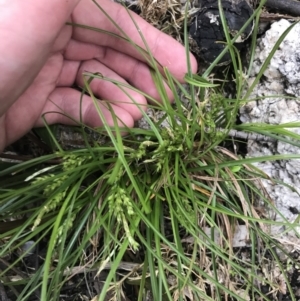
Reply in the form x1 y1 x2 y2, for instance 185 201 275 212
189 0 254 65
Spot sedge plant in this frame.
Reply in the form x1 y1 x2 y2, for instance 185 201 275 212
1 1 300 300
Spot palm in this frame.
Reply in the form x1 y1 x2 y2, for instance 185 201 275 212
0 0 197 150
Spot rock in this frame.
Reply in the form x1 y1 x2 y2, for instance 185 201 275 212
189 0 254 65
16 241 36 257
240 19 300 240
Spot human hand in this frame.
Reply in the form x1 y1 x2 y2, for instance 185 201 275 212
0 0 197 151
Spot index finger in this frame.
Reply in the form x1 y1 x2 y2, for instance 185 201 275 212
71 0 197 81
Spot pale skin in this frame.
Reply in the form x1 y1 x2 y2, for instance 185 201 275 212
0 0 197 152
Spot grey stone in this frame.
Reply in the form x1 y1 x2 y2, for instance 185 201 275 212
240 19 300 240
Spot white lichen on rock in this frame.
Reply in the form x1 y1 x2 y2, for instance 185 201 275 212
240 19 300 238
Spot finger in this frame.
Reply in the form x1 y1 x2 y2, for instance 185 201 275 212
34 87 135 130
0 0 79 113
71 0 197 81
56 59 81 87
64 39 174 102
3 87 134 148
1 54 64 146
75 59 148 121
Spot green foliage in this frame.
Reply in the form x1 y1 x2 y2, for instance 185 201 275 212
1 1 300 300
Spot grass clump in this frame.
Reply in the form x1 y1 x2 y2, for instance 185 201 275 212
1 1 300 300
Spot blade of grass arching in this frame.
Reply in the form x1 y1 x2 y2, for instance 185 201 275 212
84 70 196 131
133 200 262 300
184 74 220 88
254 192 300 237
62 204 115 277
83 71 161 105
211 37 242 130
91 0 169 91
0 162 15 171
140 228 213 300
241 95 299 107
173 153 180 205
162 70 192 147
218 0 238 72
166 186 206 300
15 267 45 301
59 219 98 279
0 225 53 291
203 0 267 76
232 45 246 100
175 77 195 100
82 76 151 213
186 189 289 228
192 153 300 171
177 182 235 250
235 122 300 146
238 120 300 131
247 131 300 147
209 166 298 234
210 194 222 301
41 184 79 300
151 187 180 300
0 192 34 214
183 2 196 97
0 172 71 213
33 126 59 151
96 240 130 301
260 235 296 300
75 92 99 159
0 153 58 177
246 7 261 79
244 21 300 100
139 215 258 301
0 211 56 259
112 7 170 115
152 200 171 301
40 118 63 152
249 228 257 301
67 21 160 72
183 2 194 81
145 223 159 300
164 187 184 301
0 229 44 263
183 3 203 151
150 67 170 109
137 258 148 301
82 72 164 144
49 179 80 301
116 3 171 94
